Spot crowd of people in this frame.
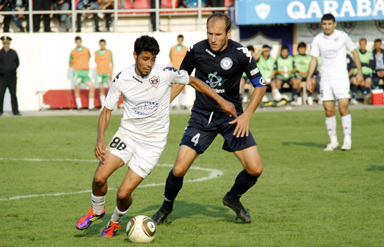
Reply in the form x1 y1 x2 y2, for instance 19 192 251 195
0 0 227 32
240 37 384 107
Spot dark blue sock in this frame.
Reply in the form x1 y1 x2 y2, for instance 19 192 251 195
162 170 184 211
228 170 259 202
366 87 371 94
291 88 297 101
308 92 312 97
351 84 357 98
361 86 367 95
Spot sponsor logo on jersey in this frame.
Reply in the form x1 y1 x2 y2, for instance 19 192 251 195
205 49 216 57
206 72 223 88
149 76 160 88
323 50 338 59
220 57 233 70
334 38 339 42
134 102 159 116
255 3 270 20
188 45 194 52
250 68 260 76
237 47 253 63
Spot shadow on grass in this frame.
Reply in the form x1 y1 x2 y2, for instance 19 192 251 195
281 141 325 148
139 201 249 225
366 166 384 171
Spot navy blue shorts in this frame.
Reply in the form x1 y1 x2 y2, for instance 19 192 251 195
180 109 257 154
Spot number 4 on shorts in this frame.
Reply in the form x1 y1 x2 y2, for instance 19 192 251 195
191 133 200 146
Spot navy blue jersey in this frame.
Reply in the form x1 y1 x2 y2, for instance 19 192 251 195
180 39 263 113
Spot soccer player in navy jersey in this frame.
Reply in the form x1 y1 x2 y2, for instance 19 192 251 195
152 13 266 224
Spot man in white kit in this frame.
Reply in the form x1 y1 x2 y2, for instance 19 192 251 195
306 14 363 151
75 35 237 237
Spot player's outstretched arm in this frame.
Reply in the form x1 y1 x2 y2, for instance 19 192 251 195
351 49 364 84
229 85 266 138
188 76 237 118
306 56 317 93
170 84 186 103
95 107 113 161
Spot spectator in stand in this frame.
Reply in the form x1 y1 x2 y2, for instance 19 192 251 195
118 0 124 9
372 39 384 89
352 38 374 104
0 0 12 32
53 0 71 32
76 0 100 32
295 42 316 105
33 0 52 32
347 53 359 105
99 0 113 32
272 45 301 106
170 34 188 110
10 0 30 32
69 36 96 110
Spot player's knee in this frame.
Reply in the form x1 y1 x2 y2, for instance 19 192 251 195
93 174 107 188
246 163 263 177
172 166 187 177
117 189 132 202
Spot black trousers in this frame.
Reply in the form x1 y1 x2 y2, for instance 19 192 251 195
373 73 384 89
33 0 51 32
0 74 19 114
150 0 160 31
1 6 12 32
76 13 100 32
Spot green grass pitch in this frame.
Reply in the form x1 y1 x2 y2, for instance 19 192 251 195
1 108 383 246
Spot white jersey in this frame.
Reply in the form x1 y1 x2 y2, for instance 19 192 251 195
104 64 189 141
310 29 356 77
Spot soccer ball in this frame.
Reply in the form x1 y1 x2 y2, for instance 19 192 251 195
126 215 156 243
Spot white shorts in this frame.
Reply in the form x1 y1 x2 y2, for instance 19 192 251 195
105 127 166 178
320 74 350 101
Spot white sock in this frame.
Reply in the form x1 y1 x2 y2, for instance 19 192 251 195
179 92 186 106
341 114 352 144
91 194 106 215
110 206 128 224
325 116 338 144
88 98 95 109
75 97 82 109
272 89 282 101
100 95 105 107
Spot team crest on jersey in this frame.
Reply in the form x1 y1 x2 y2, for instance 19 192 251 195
220 57 233 70
306 22 321 36
375 20 384 34
149 76 160 88
341 21 356 34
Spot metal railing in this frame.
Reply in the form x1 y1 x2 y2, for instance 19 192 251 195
0 0 232 33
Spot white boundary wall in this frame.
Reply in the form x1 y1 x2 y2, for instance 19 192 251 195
4 31 209 112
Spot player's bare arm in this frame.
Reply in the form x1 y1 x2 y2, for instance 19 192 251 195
306 56 317 93
69 62 73 67
187 76 237 118
351 49 364 84
95 107 113 161
229 86 266 138
170 84 186 103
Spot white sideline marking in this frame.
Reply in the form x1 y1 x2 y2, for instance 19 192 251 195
0 158 223 201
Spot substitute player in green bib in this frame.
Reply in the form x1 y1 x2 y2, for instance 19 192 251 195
352 38 374 104
95 39 114 108
295 42 316 105
273 45 301 106
254 44 275 103
69 36 96 110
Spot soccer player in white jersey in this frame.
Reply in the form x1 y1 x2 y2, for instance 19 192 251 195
75 35 237 237
306 14 363 151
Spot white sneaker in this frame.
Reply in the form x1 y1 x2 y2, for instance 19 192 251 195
307 96 313 105
324 143 339 151
350 98 359 105
296 97 302 106
341 142 352 151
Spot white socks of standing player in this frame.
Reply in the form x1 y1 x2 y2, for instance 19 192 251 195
325 116 338 144
100 95 105 108
341 114 352 144
92 194 106 215
272 88 282 101
75 97 82 109
88 98 95 110
111 206 128 224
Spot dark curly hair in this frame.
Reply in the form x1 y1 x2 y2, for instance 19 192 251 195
134 35 160 56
